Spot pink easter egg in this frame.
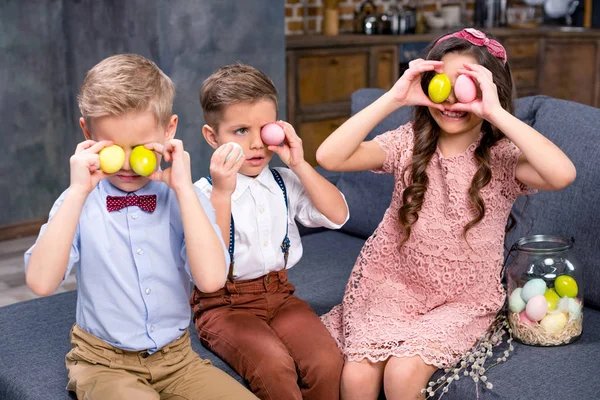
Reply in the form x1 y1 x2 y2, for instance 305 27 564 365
525 294 548 322
261 123 285 146
519 310 535 326
454 74 477 103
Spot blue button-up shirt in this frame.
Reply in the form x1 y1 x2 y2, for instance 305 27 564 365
24 179 228 353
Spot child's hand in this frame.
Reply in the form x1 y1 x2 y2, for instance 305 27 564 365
447 63 502 120
208 143 244 196
145 139 193 193
69 140 112 194
267 121 305 169
390 59 445 111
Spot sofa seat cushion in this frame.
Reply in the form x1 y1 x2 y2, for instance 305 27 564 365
0 231 365 400
439 306 600 399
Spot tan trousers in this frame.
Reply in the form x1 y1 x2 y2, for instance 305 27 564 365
65 324 257 400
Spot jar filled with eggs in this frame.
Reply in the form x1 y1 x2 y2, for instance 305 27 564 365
506 235 583 346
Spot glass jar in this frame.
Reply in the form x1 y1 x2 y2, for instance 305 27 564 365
506 235 583 346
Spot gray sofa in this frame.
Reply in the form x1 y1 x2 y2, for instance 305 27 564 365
1 91 599 400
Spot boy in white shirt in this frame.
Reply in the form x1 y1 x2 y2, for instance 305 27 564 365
191 64 349 400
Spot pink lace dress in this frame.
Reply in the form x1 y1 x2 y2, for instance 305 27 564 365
322 122 534 368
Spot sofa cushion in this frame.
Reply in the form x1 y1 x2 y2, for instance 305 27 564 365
0 230 364 400
337 89 412 238
289 230 364 315
438 306 600 399
507 96 600 309
0 291 242 400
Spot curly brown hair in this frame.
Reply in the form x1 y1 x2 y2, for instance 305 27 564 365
399 32 515 245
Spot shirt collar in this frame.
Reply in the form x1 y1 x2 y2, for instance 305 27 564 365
231 166 280 201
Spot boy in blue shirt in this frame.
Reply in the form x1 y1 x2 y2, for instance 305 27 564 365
24 54 256 400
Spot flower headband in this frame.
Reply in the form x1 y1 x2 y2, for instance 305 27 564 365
435 28 507 65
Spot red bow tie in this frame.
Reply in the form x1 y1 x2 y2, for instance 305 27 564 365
106 194 157 213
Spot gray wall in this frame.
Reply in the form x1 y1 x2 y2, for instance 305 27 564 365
0 0 285 226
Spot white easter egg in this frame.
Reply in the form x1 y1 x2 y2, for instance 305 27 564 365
521 279 547 302
224 142 244 163
509 288 526 313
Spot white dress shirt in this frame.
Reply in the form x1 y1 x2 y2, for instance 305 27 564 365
195 166 348 280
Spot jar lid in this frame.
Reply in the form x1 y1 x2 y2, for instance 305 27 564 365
516 235 574 253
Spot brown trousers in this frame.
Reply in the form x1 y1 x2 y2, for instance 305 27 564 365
191 270 343 400
65 324 257 400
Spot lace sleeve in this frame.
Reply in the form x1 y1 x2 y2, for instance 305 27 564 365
371 122 414 176
495 139 537 199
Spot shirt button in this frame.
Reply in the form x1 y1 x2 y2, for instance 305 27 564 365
145 288 151 295
259 207 265 213
150 325 155 332
137 248 144 255
131 214 138 220
263 241 268 247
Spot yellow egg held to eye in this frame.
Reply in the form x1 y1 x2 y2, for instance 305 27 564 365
98 145 125 174
130 146 157 177
428 73 452 104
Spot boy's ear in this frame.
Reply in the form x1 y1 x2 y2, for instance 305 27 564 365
79 117 92 141
164 115 178 141
202 124 219 149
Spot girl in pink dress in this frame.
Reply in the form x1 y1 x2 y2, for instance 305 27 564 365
318 29 576 400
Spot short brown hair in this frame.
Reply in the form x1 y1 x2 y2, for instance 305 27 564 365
200 63 278 128
78 53 175 128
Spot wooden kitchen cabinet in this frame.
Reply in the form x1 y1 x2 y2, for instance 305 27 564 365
539 39 600 107
299 117 347 166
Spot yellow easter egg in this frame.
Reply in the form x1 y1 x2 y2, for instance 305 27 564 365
130 146 157 177
554 275 578 298
99 145 125 174
544 288 560 311
540 312 568 333
428 73 452 104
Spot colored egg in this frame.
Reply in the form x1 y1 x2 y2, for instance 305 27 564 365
521 279 547 302
428 73 452 103
519 310 535 326
261 123 285 146
224 142 244 163
130 146 157 177
454 74 477 103
509 288 526 313
544 288 560 311
540 312 568 333
525 294 548 322
567 298 582 319
554 275 578 298
99 145 125 174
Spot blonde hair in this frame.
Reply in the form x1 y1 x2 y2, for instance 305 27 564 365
200 63 277 129
78 53 175 128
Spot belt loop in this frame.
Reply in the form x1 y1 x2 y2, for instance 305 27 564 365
278 269 287 283
226 280 237 294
